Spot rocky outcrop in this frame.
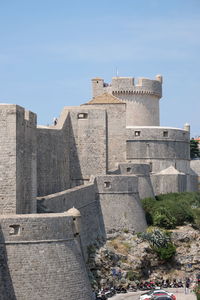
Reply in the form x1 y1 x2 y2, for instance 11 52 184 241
87 225 200 290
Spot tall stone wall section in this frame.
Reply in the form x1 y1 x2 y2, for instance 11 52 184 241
37 183 106 257
37 120 70 196
118 163 155 199
0 104 18 214
190 160 200 191
82 103 126 170
66 107 107 185
16 108 37 213
0 213 93 300
96 175 147 233
0 104 37 214
126 126 190 174
151 173 187 195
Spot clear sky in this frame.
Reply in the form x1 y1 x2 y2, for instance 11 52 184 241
0 0 199 136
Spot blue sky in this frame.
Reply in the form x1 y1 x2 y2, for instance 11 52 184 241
0 0 199 136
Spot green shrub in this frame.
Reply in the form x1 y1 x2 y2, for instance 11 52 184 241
193 283 200 300
154 243 176 261
140 228 171 248
126 270 137 281
142 197 156 225
140 228 176 261
193 208 200 229
153 208 176 229
142 192 200 229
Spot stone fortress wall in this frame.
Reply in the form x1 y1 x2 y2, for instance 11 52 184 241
0 104 37 215
0 74 198 299
37 122 70 196
0 213 92 300
37 182 106 259
126 126 190 173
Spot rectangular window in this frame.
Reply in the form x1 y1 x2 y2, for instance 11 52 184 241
127 167 131 173
9 225 20 236
77 113 88 119
104 181 111 188
135 131 141 136
163 131 168 137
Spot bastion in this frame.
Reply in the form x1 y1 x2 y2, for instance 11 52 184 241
0 74 198 300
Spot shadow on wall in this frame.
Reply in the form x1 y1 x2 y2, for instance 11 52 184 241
0 225 17 300
37 112 71 197
68 113 83 187
37 182 107 259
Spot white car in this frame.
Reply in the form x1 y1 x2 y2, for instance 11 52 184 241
139 289 175 300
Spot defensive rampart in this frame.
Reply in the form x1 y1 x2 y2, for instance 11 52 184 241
37 183 106 257
126 126 190 173
37 124 70 196
118 163 155 199
82 102 126 170
190 160 200 191
0 213 93 300
0 104 37 214
96 175 147 233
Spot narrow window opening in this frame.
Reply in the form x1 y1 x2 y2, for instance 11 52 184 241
163 131 168 137
77 113 88 119
9 225 20 236
127 167 131 173
135 131 141 136
104 181 111 188
149 162 153 172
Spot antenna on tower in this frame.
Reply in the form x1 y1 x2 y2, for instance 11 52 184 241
116 67 119 77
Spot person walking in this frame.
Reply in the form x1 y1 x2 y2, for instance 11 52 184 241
185 277 190 294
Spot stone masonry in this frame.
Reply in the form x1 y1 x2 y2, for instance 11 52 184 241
0 74 198 299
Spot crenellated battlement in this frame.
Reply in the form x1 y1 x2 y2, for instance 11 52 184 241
92 75 162 98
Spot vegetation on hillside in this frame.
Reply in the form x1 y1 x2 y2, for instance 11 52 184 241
194 283 200 300
190 138 200 159
139 228 176 261
142 192 200 229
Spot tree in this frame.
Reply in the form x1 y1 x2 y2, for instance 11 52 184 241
190 138 200 159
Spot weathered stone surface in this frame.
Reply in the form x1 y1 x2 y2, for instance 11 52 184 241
0 74 198 299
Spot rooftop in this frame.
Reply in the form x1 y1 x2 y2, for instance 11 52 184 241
86 93 125 105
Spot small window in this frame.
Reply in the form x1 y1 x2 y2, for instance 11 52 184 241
149 162 153 172
127 167 131 173
135 131 141 136
104 181 111 188
77 113 88 119
96 81 99 83
9 225 20 236
163 131 168 137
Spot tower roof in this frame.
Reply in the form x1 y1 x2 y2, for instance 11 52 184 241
85 93 125 105
156 165 184 175
66 207 81 217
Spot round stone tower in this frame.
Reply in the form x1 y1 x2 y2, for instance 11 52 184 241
92 75 162 126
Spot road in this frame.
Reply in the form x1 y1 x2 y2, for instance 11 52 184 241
111 288 196 300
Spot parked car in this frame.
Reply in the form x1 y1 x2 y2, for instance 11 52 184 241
140 289 176 300
151 296 173 300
